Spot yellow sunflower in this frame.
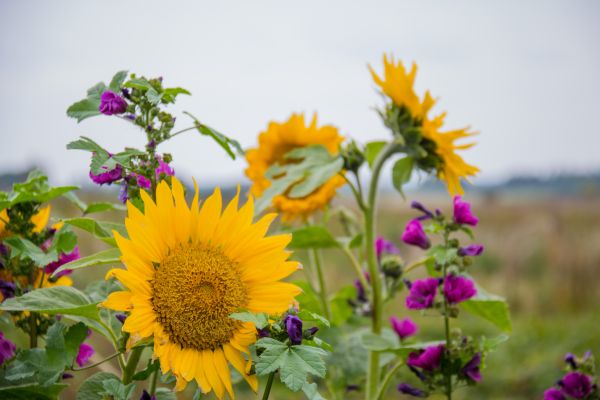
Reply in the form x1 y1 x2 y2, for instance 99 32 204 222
245 113 345 222
0 205 51 239
101 178 301 398
369 54 479 195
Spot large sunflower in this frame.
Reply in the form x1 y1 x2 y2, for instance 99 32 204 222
369 54 479 195
102 178 301 398
245 113 345 222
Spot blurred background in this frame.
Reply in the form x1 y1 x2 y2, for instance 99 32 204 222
1 0 599 399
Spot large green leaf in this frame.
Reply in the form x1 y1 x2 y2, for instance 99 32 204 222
0 170 77 211
0 383 67 400
3 237 58 266
52 248 121 278
0 286 100 321
288 226 340 249
76 372 120 400
109 71 128 93
364 141 386 168
184 111 243 160
63 217 126 247
67 82 107 123
461 285 512 333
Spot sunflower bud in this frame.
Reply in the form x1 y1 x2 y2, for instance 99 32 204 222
341 140 364 172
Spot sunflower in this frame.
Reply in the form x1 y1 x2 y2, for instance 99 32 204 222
245 113 345 222
101 178 301 398
369 54 479 195
0 205 50 239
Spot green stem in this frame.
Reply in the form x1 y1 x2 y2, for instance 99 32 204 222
98 319 126 371
72 351 123 371
442 233 453 400
261 372 276 400
169 126 196 139
403 257 431 275
29 314 37 348
375 359 404 400
310 248 331 321
122 347 144 385
364 143 400 400
341 246 368 290
149 367 159 395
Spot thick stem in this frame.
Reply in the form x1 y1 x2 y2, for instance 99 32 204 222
375 359 404 400
149 366 159 395
122 347 144 385
364 143 400 400
310 248 331 320
261 372 276 400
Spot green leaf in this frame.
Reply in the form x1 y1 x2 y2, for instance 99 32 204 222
297 309 330 328
132 359 159 381
481 334 509 352
4 237 58 266
391 157 414 196
288 226 339 249
76 372 120 400
110 148 145 168
67 98 101 122
365 141 386 168
293 281 323 316
229 311 269 329
84 201 126 215
302 382 326 400
45 322 88 369
66 136 109 155
123 78 153 91
329 285 356 326
0 383 67 400
109 71 128 93
0 286 100 321
162 87 191 103
63 192 87 212
0 171 78 211
63 217 126 247
101 378 136 400
154 388 177 400
49 227 77 254
146 88 162 105
52 248 121 278
184 111 243 160
360 328 399 352
461 285 512 333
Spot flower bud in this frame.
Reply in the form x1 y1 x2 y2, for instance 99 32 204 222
284 314 303 345
401 219 430 249
341 140 364 172
303 326 319 340
381 255 403 278
390 316 418 340
453 196 479 226
375 236 400 261
405 278 438 310
99 90 128 115
458 244 484 257
559 372 593 398
461 353 482 382
397 383 427 397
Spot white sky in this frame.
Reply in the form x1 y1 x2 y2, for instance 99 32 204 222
0 0 599 186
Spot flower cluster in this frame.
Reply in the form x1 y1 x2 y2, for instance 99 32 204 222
544 352 598 400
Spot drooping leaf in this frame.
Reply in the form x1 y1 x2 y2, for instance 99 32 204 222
52 248 121 278
302 382 326 400
0 170 77 211
76 372 120 400
391 156 414 196
184 111 243 160
0 383 67 400
288 226 339 249
66 136 109 155
4 237 59 266
461 286 512 333
67 82 106 123
364 141 386 168
109 71 128 93
83 201 126 215
154 388 177 400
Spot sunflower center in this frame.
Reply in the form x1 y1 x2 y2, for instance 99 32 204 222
151 242 248 350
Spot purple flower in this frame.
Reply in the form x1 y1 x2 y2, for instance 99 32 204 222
559 372 593 398
155 157 175 180
134 174 152 190
75 342 95 367
461 353 482 382
140 390 157 400
0 280 16 300
390 316 418 340
543 388 566 400
89 163 123 185
565 353 577 369
407 345 444 371
0 331 16 365
354 277 368 303
118 181 129 204
375 236 400 261
45 246 80 278
405 278 439 310
99 90 128 115
453 196 478 226
411 201 434 220
458 244 484 257
401 219 431 250
257 327 270 338
115 314 127 324
285 314 303 345
444 275 477 304
397 383 427 397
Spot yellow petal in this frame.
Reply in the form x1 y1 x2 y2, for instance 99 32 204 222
101 291 133 311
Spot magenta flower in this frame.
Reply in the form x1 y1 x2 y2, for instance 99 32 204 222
559 372 593 398
0 280 16 300
89 163 123 185
390 316 418 340
397 383 427 397
453 196 478 226
444 275 477 304
461 353 482 382
375 236 400 260
544 388 566 400
405 278 439 310
99 90 128 115
407 345 444 371
75 342 94 367
155 157 175 180
458 244 484 257
411 201 434 220
118 181 129 204
45 246 80 278
284 314 303 345
354 279 368 303
134 174 152 189
401 219 431 250
0 331 16 365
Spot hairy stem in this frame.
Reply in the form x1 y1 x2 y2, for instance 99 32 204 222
122 347 144 385
261 372 276 400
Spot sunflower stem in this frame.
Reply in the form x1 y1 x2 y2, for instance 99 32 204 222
122 347 144 385
310 247 331 321
261 372 276 400
149 366 159 395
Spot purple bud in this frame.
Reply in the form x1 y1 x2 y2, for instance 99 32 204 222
407 345 444 371
411 201 434 219
453 196 479 226
375 236 400 261
543 388 566 400
284 314 303 345
76 343 94 367
146 140 157 150
0 331 16 365
118 181 129 204
155 157 175 180
405 278 438 310
62 373 74 380
307 327 319 336
564 353 577 369
99 90 128 115
89 163 123 185
121 88 131 99
346 384 360 392
559 372 593 398
116 314 127 324
257 327 270 338
397 383 427 397
0 280 16 300
401 219 431 250
125 114 136 120
134 174 152 190
390 316 418 340
461 353 482 382
444 275 477 304
409 365 426 381
458 244 484 257
354 279 368 303
140 390 157 400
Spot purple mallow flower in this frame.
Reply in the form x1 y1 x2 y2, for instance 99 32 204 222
397 383 427 397
444 275 477 304
89 163 123 185
45 246 80 278
0 331 16 365
407 345 444 372
453 196 478 226
116 314 127 324
405 278 439 310
401 219 430 250
134 174 152 190
458 244 484 257
155 157 175 180
543 388 566 400
390 316 418 340
284 314 303 345
375 236 400 261
76 342 94 367
354 278 368 303
99 90 128 115
559 372 593 398
118 181 129 204
140 390 157 400
461 353 482 382
0 280 16 300
565 353 577 369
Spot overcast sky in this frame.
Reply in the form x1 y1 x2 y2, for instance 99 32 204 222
0 0 599 187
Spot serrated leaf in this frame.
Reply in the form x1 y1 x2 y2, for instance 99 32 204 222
52 248 121 278
461 285 512 333
76 372 120 400
109 71 128 93
67 98 101 123
101 378 136 400
297 309 330 328
302 382 326 400
288 226 339 249
66 136 109 155
123 78 153 91
4 237 58 266
146 88 162 105
365 141 386 168
63 192 87 212
229 312 269 329
391 157 414 196
0 286 100 321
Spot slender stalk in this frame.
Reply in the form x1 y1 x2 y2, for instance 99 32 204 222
149 367 159 395
375 359 404 400
364 143 400 400
98 319 126 371
29 315 37 348
442 232 452 400
261 372 276 400
403 257 431 275
310 248 331 320
341 246 368 290
339 172 366 211
122 347 144 385
72 351 123 371
168 126 196 139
